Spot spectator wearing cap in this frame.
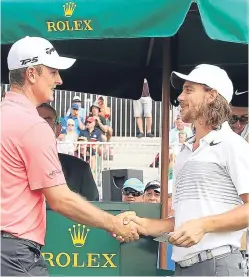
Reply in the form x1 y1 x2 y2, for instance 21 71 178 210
66 95 86 119
78 116 103 174
133 79 154 138
144 180 161 204
144 180 174 216
169 115 193 144
122 64 249 276
61 103 85 135
229 105 248 142
89 102 108 140
97 95 111 126
1 35 139 276
169 64 249 274
122 178 145 203
79 116 102 143
90 102 113 142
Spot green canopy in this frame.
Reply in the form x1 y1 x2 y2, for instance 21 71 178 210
2 0 248 44
1 0 248 105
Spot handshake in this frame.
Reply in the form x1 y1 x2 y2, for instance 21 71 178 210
110 211 148 243
109 211 207 247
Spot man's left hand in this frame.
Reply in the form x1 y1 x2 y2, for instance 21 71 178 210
168 218 206 247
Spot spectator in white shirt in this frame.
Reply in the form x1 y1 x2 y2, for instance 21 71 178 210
169 115 193 144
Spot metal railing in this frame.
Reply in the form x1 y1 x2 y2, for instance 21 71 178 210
57 140 182 199
1 84 179 137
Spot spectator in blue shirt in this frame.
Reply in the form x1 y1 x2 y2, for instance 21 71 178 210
61 103 85 135
66 95 86 119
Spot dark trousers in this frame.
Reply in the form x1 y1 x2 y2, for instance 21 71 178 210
1 235 49 276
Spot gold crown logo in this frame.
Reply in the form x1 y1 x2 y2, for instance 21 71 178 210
63 2 76 17
68 224 90 247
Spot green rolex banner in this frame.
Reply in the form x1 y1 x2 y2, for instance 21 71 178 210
1 0 248 45
1 0 192 44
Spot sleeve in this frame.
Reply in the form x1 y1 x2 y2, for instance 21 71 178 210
18 122 66 190
226 137 249 196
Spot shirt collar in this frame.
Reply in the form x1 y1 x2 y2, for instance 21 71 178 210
4 91 38 115
202 121 231 144
182 121 231 150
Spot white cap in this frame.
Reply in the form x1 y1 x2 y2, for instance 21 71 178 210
73 95 81 101
7 36 76 70
171 64 233 103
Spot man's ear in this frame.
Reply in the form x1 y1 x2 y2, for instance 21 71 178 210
56 123 62 138
207 89 218 104
26 67 37 84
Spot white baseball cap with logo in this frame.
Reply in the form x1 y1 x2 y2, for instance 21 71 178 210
7 36 76 71
171 64 234 103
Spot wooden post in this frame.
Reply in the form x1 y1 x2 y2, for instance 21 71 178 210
159 38 171 269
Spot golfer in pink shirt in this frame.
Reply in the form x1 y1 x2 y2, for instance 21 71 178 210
1 36 141 276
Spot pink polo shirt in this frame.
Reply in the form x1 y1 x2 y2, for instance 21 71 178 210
1 91 66 245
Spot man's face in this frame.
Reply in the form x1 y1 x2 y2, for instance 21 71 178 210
92 106 99 116
86 119 95 130
230 106 248 135
73 100 81 108
179 133 187 143
37 106 57 131
175 118 184 130
98 99 104 106
37 106 61 137
122 188 144 203
71 108 78 117
31 65 62 103
177 81 209 123
144 188 160 203
67 121 75 131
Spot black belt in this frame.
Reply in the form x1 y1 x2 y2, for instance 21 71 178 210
1 231 42 250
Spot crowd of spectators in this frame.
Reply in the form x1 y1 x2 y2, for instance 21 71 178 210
57 95 114 176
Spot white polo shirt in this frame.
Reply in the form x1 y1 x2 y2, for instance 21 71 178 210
172 122 249 262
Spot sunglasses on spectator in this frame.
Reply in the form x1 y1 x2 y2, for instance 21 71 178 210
229 115 248 124
122 189 143 197
68 124 74 126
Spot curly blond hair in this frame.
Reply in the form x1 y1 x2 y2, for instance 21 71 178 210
198 86 232 129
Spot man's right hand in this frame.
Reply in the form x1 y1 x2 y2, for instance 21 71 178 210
111 212 148 242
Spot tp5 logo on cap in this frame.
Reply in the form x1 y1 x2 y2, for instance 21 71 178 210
20 56 39 66
7 36 76 71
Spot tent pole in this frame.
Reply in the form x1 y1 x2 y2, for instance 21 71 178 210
159 38 171 269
